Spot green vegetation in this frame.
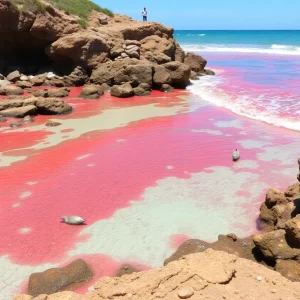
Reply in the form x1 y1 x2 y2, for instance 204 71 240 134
11 0 45 12
48 0 114 28
10 0 113 28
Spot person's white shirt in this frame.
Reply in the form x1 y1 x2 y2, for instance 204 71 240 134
142 10 147 16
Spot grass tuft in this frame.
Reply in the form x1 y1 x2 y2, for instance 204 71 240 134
11 0 45 12
48 0 114 27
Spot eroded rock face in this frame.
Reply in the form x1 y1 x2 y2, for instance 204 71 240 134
0 105 37 117
14 250 300 300
184 52 207 73
163 61 191 88
285 215 300 247
28 259 93 297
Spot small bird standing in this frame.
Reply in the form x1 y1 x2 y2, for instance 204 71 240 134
232 149 240 161
61 216 86 225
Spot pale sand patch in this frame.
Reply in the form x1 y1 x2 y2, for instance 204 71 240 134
0 255 55 299
233 160 259 169
12 203 21 208
70 166 268 267
258 141 300 165
0 99 203 168
215 119 242 128
191 129 223 135
19 191 32 199
0 154 27 167
76 154 92 161
87 164 96 167
167 166 174 170
237 139 272 149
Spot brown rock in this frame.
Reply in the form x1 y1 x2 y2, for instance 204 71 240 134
12 295 33 300
163 61 191 88
0 79 10 87
47 32 111 70
174 41 185 63
45 121 61 127
80 85 104 99
33 89 49 97
259 202 276 229
253 230 300 260
205 69 215 75
30 76 46 86
36 98 72 115
0 116 7 122
63 66 89 87
16 81 32 89
4 85 24 96
184 52 207 73
133 86 150 96
140 35 175 62
160 84 174 92
275 259 300 281
48 88 69 98
285 215 300 247
0 105 37 117
13 250 300 300
110 83 134 98
7 70 20 82
28 259 93 297
138 83 151 91
265 188 287 208
115 264 141 277
153 65 172 87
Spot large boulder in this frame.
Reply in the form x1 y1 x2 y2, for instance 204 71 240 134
15 81 32 89
0 105 37 117
28 259 93 297
90 58 144 86
285 215 300 247
1 85 24 96
253 230 300 261
36 98 72 115
114 64 153 87
163 61 191 88
63 66 89 87
6 70 20 82
30 2 80 42
47 32 111 70
153 65 172 87
174 41 185 63
110 83 134 98
0 98 37 111
184 52 207 73
140 35 175 64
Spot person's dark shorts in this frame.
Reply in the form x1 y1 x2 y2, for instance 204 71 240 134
143 16 147 21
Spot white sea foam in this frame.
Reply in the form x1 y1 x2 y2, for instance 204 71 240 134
188 74 300 131
182 44 300 55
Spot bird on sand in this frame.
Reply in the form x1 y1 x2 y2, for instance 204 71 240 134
61 216 86 225
232 149 240 161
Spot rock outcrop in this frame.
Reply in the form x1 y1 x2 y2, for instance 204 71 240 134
28 259 93 297
0 0 211 101
14 250 300 300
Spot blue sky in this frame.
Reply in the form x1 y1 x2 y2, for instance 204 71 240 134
95 0 299 30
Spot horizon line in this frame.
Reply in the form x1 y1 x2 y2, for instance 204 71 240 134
174 29 300 31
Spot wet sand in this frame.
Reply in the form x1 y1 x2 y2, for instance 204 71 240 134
0 88 299 298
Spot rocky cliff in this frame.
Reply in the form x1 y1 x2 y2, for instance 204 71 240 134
13 249 300 300
0 0 212 94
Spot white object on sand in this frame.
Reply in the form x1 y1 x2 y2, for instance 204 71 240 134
232 149 240 161
61 216 86 225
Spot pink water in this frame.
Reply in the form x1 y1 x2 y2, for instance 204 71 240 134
1 56 300 298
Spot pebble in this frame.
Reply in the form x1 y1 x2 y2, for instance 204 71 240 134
127 293 132 299
45 121 61 127
177 287 194 299
256 276 263 281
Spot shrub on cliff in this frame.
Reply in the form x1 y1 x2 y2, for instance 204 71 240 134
11 0 45 12
48 0 113 27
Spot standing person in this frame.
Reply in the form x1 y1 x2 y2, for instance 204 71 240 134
142 7 147 22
